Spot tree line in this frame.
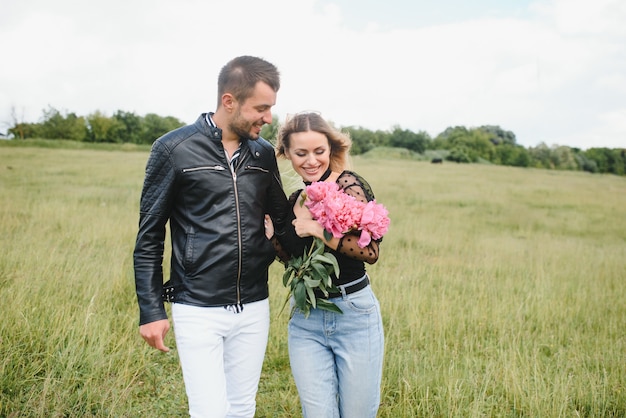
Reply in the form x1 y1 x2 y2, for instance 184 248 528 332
6 106 625 176
345 124 625 176
8 106 184 145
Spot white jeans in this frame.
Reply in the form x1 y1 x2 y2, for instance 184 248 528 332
172 299 270 418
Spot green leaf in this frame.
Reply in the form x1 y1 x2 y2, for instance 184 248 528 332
306 287 317 309
290 255 304 270
304 276 321 288
282 269 293 287
312 254 334 265
323 229 333 242
324 253 340 278
294 282 307 309
316 299 343 314
310 263 327 281
316 282 330 297
290 274 302 290
312 238 325 256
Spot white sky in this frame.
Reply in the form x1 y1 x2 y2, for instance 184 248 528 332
1 0 625 149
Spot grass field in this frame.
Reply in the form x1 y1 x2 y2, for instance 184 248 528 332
1 144 625 417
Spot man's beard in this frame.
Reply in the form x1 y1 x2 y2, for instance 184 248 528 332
229 110 261 141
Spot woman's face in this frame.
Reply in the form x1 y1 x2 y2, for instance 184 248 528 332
285 130 331 183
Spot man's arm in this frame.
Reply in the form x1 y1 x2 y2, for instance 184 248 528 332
133 140 175 327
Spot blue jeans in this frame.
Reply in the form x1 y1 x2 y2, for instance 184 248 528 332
288 284 384 418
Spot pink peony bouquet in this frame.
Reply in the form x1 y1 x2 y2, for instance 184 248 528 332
304 181 390 248
281 181 390 318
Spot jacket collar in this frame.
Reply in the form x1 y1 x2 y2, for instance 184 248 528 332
197 113 222 141
196 113 262 160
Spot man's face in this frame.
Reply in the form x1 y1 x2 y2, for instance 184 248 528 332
229 81 276 140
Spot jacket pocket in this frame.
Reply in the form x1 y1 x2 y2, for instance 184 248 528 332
182 165 226 173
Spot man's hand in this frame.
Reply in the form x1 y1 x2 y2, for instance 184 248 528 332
139 319 171 352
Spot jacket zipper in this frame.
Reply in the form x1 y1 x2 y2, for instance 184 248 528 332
182 165 226 173
229 155 243 308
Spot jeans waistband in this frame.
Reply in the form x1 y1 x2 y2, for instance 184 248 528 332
315 274 370 299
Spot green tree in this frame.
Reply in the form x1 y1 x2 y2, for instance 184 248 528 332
40 106 87 141
574 152 598 173
434 126 496 162
432 126 468 150
494 144 531 167
447 146 472 163
553 146 578 170
112 110 143 143
584 148 626 175
260 115 280 145
86 111 125 143
388 126 431 153
528 143 555 169
8 121 41 139
344 126 388 154
478 125 517 145
139 113 185 144
8 106 29 139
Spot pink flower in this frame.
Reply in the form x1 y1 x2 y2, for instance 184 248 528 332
360 200 390 240
304 181 390 247
357 200 390 247
305 180 338 202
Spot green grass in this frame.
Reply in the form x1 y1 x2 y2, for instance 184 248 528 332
1 144 625 417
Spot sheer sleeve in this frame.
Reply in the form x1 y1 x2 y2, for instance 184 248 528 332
272 190 308 264
271 234 291 264
335 171 381 264
336 231 379 264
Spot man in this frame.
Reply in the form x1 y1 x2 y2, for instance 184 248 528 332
133 56 288 418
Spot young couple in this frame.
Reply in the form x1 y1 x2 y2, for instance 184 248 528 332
133 56 385 418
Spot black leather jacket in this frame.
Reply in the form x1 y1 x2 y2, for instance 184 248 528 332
133 114 288 325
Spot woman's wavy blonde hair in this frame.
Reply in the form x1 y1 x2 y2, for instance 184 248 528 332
276 112 352 172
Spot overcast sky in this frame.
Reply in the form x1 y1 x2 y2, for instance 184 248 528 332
1 0 625 149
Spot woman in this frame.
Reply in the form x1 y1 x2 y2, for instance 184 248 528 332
270 112 385 418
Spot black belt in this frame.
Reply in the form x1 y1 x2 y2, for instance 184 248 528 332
315 275 370 299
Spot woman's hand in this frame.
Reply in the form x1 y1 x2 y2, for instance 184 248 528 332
292 216 340 251
292 218 323 239
264 214 274 239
